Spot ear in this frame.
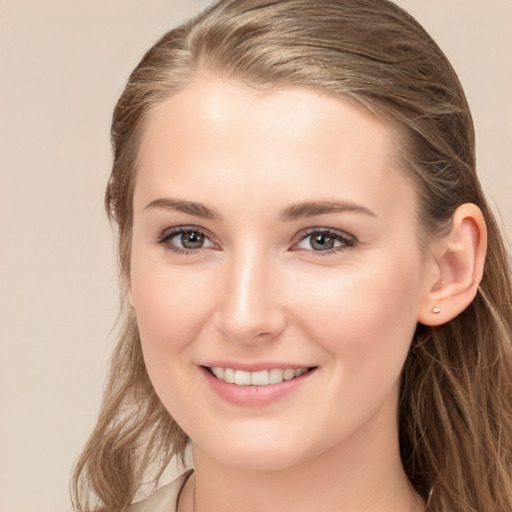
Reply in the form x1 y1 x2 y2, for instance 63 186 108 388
418 203 487 326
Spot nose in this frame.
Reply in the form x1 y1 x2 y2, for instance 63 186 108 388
213 247 287 344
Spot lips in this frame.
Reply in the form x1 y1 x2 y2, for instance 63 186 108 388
201 364 317 406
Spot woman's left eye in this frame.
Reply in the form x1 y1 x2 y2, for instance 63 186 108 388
293 229 355 254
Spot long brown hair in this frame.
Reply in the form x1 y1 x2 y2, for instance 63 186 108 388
72 1 512 510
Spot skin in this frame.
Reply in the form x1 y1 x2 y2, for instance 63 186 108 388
129 81 434 511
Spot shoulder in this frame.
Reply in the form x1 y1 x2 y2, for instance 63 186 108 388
128 469 194 512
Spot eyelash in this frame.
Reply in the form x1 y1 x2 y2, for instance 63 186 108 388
156 225 357 256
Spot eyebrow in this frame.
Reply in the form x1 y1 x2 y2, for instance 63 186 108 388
279 200 377 221
144 198 222 221
144 197 376 222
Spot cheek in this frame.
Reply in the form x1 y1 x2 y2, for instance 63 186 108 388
130 260 215 359
129 262 218 417
291 253 423 375
288 257 423 436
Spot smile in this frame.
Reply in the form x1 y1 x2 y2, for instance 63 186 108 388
207 366 311 386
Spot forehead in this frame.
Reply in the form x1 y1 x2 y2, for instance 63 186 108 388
135 80 415 222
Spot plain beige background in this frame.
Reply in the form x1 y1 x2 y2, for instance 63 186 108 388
0 1 510 511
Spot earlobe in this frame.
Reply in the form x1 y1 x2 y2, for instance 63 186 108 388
418 203 487 326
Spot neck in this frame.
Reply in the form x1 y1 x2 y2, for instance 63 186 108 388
188 398 425 512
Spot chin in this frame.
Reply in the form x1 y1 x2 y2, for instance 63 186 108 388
218 450 306 472
194 429 324 473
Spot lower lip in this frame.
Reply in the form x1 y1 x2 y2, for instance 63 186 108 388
200 366 316 407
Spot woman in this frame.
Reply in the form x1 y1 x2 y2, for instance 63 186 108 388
72 1 512 511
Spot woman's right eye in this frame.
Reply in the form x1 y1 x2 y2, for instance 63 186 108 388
158 227 216 253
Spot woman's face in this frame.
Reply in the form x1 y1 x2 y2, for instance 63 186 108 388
130 81 434 471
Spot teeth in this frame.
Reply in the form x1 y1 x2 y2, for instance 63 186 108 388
224 368 235 383
269 368 283 384
209 366 310 386
283 369 295 380
234 370 252 385
251 370 269 386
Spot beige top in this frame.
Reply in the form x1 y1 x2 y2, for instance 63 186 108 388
129 469 194 512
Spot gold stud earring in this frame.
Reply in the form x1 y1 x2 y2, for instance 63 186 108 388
432 307 441 314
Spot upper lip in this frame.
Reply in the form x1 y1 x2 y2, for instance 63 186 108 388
201 361 316 372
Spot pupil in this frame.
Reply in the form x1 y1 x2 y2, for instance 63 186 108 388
311 233 334 250
181 231 204 249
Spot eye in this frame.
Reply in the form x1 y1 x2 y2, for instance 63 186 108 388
293 229 355 254
157 226 216 253
173 230 207 249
